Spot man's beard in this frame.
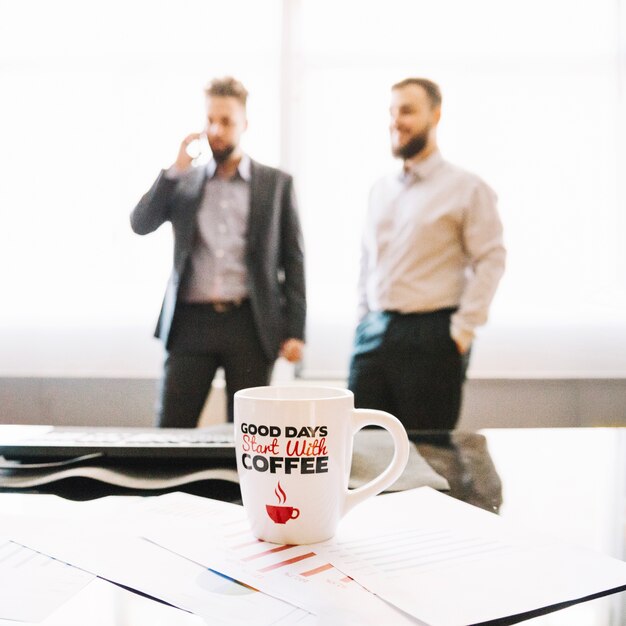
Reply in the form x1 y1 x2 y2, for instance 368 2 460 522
210 143 236 164
392 128 429 160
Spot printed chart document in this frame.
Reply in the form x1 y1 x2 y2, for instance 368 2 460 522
0 537 94 622
0 494 311 626
313 487 626 626
141 492 423 624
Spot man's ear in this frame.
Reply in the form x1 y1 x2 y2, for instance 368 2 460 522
432 106 442 126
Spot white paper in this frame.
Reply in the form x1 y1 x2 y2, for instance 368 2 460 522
313 487 626 626
0 464 239 489
142 492 425 624
0 425 53 443
0 537 94 622
0 495 310 626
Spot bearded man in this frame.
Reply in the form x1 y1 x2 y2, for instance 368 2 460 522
131 77 306 426
348 78 505 430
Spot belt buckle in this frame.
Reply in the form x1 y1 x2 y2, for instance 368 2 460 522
212 299 243 313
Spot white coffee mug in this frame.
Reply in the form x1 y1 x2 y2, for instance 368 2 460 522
234 386 410 544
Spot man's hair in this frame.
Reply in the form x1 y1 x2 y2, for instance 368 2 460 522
392 78 442 109
204 76 249 108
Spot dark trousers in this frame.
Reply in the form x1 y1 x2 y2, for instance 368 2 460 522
347 309 470 431
157 301 273 428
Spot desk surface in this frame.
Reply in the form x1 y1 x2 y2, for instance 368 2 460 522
1 427 624 626
451 428 625 626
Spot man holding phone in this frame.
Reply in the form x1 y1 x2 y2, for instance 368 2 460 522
131 77 306 426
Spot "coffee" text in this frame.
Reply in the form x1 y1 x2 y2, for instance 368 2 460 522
241 454 329 474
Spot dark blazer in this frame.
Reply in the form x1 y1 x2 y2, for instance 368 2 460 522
130 160 306 361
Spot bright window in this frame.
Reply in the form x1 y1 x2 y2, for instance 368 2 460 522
0 0 624 378
290 0 626 377
0 0 282 375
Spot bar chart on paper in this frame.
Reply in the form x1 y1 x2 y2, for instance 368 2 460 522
313 488 626 626
321 525 513 575
222 526 353 582
143 493 421 624
2 498 312 626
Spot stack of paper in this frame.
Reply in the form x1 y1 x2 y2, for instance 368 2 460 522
1 487 625 624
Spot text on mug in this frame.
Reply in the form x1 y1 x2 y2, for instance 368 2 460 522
240 423 328 438
241 453 329 474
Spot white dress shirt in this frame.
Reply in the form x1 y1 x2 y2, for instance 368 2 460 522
358 150 506 351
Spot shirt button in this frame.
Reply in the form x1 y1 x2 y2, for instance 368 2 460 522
215 249 225 258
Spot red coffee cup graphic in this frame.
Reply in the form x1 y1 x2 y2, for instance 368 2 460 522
267 481 300 524
266 505 300 524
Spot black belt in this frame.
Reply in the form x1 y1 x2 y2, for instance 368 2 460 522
180 299 248 314
207 298 247 313
385 306 457 317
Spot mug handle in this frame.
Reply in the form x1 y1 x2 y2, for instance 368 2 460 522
343 409 410 516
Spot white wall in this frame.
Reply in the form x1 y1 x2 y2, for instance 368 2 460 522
2 377 625 429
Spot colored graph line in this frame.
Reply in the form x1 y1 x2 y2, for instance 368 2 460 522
242 544 295 561
299 563 334 577
258 552 316 572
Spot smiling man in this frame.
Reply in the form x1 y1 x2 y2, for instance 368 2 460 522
131 77 306 426
348 77 506 431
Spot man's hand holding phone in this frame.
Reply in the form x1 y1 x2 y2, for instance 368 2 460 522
172 132 205 172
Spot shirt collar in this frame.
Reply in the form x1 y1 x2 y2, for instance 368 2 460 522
206 153 251 181
400 149 444 183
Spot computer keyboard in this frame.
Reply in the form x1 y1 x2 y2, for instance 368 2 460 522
0 425 236 464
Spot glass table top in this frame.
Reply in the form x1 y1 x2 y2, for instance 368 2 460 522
415 428 626 626
0 426 624 625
